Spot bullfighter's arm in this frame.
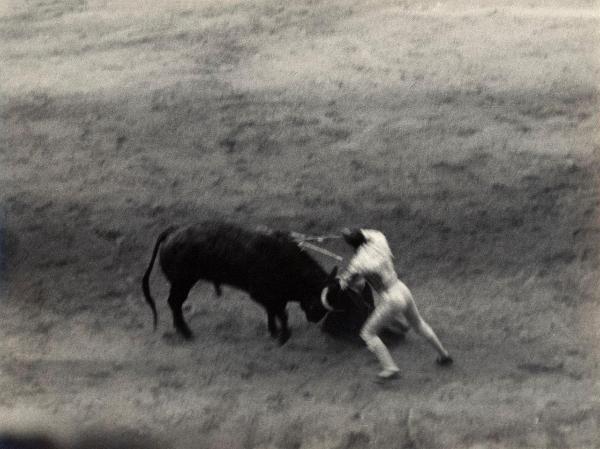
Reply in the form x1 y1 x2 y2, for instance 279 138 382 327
338 253 368 290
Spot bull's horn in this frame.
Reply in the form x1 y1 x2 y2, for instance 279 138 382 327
321 287 335 312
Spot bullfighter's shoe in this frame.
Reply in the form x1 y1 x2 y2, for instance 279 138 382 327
377 368 400 380
436 355 454 366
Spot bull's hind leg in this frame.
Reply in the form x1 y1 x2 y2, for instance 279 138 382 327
167 284 194 340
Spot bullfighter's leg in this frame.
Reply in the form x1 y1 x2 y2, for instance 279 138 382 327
360 299 400 379
402 295 452 365
167 284 194 340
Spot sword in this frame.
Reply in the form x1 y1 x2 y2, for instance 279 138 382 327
297 241 344 262
290 232 342 243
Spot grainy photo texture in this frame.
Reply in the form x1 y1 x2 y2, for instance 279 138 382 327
1 0 599 448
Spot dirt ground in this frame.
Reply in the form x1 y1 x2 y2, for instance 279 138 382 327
1 0 599 447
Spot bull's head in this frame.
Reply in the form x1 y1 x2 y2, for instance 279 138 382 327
320 274 375 317
300 266 339 323
319 276 352 313
302 266 376 324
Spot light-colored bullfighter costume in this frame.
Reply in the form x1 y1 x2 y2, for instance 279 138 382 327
339 229 451 378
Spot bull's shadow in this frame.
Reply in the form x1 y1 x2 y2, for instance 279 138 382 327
321 313 408 348
320 283 408 348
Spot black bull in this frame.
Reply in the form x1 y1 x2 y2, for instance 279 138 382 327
142 221 374 344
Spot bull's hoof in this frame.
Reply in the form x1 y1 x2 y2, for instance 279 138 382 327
278 331 291 346
178 328 195 341
436 355 453 366
162 331 193 346
183 333 195 341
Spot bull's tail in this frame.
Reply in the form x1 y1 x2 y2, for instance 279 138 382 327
142 226 176 330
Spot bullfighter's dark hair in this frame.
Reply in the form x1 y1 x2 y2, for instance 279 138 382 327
342 228 367 249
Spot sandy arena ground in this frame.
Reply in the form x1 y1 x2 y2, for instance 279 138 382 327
1 0 600 447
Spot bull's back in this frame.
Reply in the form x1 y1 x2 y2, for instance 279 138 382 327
158 222 296 292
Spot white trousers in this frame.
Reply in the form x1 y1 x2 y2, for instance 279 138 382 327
360 282 449 372
360 294 407 372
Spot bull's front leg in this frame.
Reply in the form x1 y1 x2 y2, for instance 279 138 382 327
275 306 290 345
259 297 290 344
267 310 278 338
